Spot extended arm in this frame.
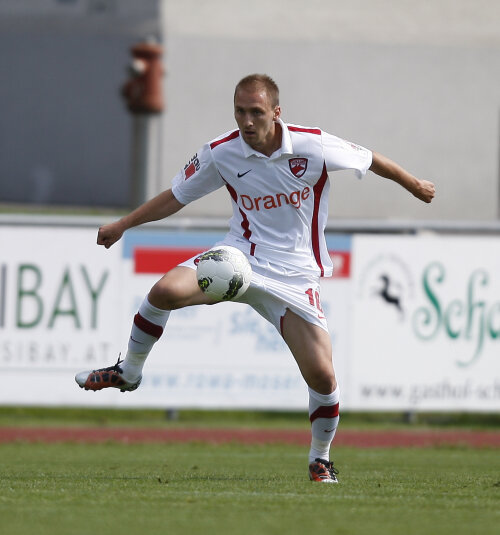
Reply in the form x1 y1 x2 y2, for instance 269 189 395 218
97 188 184 249
369 151 435 203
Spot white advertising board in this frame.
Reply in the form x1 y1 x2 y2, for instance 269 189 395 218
0 226 122 406
114 230 351 409
0 226 350 410
1 225 498 412
350 235 500 411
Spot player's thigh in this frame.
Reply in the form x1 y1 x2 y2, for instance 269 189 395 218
148 266 215 309
281 308 337 394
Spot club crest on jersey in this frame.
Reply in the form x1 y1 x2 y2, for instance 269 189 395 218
289 158 308 178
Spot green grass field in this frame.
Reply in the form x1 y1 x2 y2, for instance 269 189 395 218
1 441 498 535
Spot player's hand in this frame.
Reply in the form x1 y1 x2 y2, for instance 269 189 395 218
97 221 124 249
413 179 436 203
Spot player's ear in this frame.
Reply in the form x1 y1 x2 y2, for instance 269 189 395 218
273 106 281 121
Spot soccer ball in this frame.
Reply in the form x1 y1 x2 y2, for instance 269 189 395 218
196 246 252 301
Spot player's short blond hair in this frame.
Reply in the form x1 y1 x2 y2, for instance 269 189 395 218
234 74 280 107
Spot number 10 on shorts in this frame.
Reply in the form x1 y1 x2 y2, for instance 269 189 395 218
305 287 325 317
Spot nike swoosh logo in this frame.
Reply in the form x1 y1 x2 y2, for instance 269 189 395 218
237 169 252 178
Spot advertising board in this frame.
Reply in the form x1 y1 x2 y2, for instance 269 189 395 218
1 225 498 411
350 235 500 411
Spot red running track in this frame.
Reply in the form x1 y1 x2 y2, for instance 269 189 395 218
0 427 499 448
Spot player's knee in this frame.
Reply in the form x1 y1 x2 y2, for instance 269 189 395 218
149 278 188 310
308 372 337 395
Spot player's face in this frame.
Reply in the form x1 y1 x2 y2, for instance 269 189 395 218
234 87 281 155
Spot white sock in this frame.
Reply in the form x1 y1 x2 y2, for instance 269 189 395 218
120 297 171 382
308 386 340 463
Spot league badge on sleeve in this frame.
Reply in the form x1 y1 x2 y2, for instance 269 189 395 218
183 153 201 180
289 158 308 178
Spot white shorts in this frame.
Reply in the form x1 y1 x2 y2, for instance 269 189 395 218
180 252 329 334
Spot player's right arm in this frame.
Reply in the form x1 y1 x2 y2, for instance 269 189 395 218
97 188 184 249
370 151 436 203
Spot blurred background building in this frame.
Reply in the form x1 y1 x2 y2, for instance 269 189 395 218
0 0 499 220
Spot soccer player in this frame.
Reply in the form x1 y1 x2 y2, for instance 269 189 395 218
76 74 435 483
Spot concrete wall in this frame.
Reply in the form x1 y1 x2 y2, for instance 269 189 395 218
1 0 499 221
0 0 162 207
162 0 500 221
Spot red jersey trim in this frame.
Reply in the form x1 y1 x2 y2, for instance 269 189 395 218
288 126 321 135
210 130 240 150
311 164 328 277
224 182 255 249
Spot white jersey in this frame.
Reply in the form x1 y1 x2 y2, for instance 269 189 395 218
172 119 372 278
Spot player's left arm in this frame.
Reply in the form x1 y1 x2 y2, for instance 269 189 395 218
369 151 435 203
